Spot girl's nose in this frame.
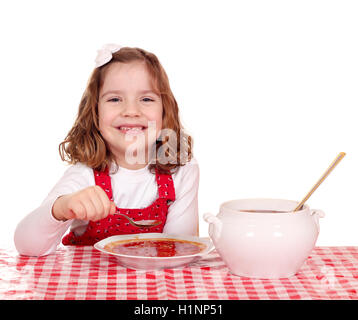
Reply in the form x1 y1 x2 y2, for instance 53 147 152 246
120 102 141 117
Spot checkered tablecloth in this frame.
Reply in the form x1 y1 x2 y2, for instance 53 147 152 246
1 246 357 300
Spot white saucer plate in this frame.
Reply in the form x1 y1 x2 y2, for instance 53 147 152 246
94 233 214 270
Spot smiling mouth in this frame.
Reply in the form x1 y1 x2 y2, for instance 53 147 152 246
117 126 147 134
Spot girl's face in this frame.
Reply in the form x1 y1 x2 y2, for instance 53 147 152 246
98 61 163 168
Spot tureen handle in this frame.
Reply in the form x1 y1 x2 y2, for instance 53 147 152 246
203 213 222 244
311 209 325 232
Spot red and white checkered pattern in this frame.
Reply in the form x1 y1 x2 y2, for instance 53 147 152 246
1 246 358 300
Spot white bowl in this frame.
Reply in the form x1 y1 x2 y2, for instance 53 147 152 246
204 198 325 279
94 233 214 270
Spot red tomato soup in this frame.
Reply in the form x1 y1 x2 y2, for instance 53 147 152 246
104 238 205 257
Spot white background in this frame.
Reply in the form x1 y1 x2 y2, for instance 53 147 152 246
0 0 357 249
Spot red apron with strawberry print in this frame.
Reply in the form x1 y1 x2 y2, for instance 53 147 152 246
62 167 175 246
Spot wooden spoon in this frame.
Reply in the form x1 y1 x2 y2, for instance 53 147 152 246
238 152 346 214
293 152 346 212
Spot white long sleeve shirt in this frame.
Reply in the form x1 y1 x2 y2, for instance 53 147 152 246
14 158 199 257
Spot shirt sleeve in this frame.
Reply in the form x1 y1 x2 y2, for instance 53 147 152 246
163 158 200 236
14 163 94 257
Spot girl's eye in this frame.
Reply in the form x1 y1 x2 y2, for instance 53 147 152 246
107 97 154 102
142 98 154 102
108 98 120 103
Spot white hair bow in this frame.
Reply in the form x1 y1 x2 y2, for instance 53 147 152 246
94 43 123 68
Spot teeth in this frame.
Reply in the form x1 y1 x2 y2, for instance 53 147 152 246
120 127 143 131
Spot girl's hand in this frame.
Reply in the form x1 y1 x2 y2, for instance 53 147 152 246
52 186 116 222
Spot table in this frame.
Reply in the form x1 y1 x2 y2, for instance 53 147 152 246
1 246 358 300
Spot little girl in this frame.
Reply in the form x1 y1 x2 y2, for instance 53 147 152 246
14 44 199 257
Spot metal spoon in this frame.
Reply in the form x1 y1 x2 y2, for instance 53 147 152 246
114 212 162 228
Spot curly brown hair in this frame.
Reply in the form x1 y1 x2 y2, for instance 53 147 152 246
59 47 193 174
